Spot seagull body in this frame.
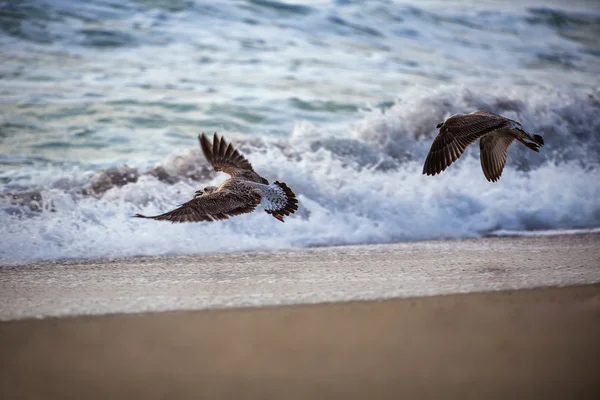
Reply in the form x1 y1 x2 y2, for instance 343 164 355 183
423 110 544 182
135 133 298 223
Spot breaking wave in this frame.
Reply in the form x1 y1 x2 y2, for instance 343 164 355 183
1 85 599 263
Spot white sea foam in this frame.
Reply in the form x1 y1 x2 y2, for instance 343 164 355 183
1 1 599 263
1 85 599 263
1 155 598 264
487 227 600 237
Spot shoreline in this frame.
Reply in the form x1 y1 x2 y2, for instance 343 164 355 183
2 283 599 399
2 233 599 398
1 233 599 320
3 227 599 268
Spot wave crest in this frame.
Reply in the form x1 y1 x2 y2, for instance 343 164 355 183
1 86 599 262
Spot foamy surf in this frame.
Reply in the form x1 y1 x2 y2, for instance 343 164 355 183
1 0 599 263
1 85 599 263
486 227 600 237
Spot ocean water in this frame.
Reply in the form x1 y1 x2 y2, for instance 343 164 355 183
1 0 599 263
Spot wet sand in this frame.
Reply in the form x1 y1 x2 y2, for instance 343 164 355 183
1 234 599 320
1 283 599 399
1 234 599 399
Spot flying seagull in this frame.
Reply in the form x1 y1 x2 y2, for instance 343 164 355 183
422 110 544 182
135 133 298 223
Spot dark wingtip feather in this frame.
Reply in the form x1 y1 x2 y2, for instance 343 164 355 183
214 132 226 159
199 132 213 162
423 152 442 177
422 159 429 175
200 132 254 172
486 173 501 183
533 134 544 146
524 142 540 152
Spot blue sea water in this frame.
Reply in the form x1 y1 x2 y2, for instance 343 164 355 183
1 0 599 262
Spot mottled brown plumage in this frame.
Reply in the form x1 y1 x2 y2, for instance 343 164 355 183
135 133 298 223
423 110 544 182
199 132 268 185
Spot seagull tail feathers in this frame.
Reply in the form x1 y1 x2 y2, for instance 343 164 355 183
263 181 298 223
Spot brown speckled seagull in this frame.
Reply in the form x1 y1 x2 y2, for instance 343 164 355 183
423 110 544 182
135 133 298 223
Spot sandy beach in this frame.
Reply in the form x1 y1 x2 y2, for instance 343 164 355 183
1 234 599 320
2 0 599 397
1 234 599 399
1 284 599 399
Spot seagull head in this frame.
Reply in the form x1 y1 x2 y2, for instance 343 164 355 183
194 185 217 198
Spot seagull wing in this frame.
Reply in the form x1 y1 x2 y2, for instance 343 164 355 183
134 190 260 223
479 130 515 182
423 112 510 176
199 133 268 184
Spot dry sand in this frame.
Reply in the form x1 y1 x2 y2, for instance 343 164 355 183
1 284 599 399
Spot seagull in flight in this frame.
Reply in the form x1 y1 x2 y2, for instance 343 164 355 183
135 133 298 223
423 110 544 182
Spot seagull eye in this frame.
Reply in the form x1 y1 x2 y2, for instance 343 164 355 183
436 122 443 129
